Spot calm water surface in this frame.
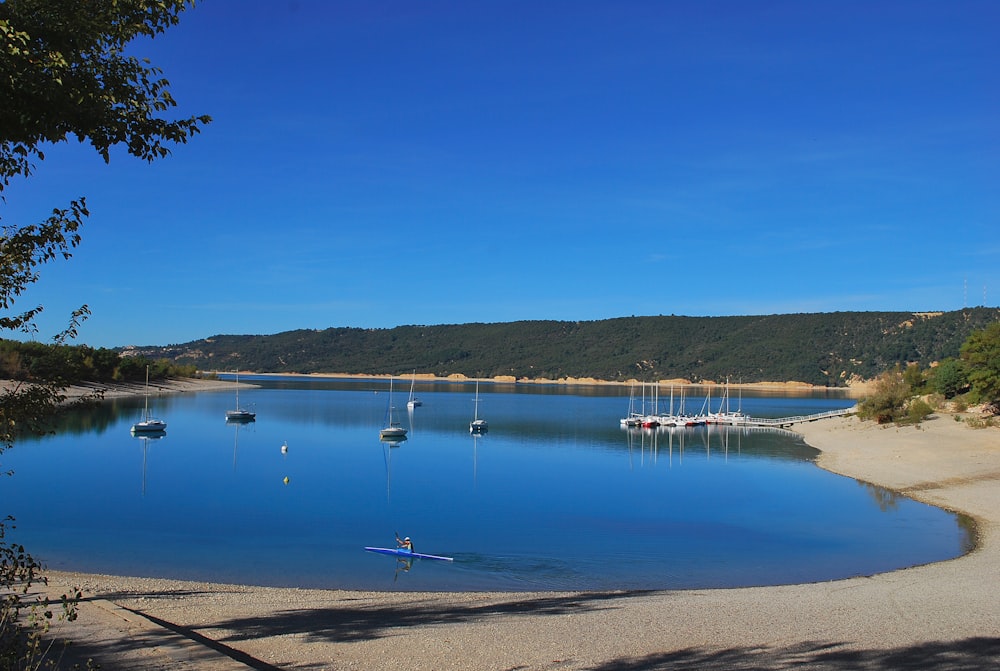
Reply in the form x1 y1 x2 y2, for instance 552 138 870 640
3 377 971 591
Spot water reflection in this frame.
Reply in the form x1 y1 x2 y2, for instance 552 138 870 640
380 435 407 503
622 423 815 466
406 406 416 436
132 429 165 496
6 380 968 592
226 416 255 470
861 481 902 512
471 430 483 484
393 556 413 581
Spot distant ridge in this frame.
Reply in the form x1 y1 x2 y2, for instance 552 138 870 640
121 308 1000 388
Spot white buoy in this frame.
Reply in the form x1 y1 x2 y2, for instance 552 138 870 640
281 441 288 454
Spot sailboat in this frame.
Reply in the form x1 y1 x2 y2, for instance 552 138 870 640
469 380 488 433
379 377 408 439
619 383 642 426
131 365 167 434
406 371 422 409
225 369 256 422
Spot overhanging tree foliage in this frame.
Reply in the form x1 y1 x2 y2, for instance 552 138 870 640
1 0 211 174
1 1 209 665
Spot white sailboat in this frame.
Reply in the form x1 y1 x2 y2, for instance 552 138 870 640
641 381 661 427
131 365 166 434
620 383 642 426
406 371 422 409
470 380 488 433
379 377 408 439
225 369 256 422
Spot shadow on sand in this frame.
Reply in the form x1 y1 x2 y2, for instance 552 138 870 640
52 589 1000 670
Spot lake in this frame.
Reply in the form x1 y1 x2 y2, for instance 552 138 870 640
1 376 972 591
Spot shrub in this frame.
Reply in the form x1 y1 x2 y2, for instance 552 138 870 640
906 398 934 424
966 415 998 429
931 358 970 399
857 367 910 424
924 392 945 410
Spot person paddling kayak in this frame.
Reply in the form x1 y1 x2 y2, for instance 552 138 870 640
396 534 413 553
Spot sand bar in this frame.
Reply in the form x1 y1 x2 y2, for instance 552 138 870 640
28 412 1000 670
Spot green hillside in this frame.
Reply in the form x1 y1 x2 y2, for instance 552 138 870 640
120 308 1000 387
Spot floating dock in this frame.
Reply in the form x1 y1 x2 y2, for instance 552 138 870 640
734 407 855 428
622 407 855 430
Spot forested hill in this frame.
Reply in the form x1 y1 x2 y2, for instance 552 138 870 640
123 308 1000 387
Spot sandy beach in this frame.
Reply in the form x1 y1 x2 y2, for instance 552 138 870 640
30 411 1000 670
0 376 242 402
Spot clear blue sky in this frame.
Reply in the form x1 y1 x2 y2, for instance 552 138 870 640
7 0 998 348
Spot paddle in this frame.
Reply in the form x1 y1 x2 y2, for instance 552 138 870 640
395 531 413 553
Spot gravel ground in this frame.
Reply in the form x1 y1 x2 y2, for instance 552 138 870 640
28 413 1000 670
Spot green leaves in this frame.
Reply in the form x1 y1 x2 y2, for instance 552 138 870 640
960 322 1000 403
0 0 211 178
1 4 206 662
2 0 209 343
0 197 88 336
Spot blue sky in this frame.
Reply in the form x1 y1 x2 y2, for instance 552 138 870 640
6 0 998 348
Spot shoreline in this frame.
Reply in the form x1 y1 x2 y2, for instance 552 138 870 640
3 372 864 405
35 413 1000 669
218 370 870 397
1 377 240 402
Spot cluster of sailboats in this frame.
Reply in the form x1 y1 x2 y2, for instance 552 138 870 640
619 382 747 429
380 375 488 440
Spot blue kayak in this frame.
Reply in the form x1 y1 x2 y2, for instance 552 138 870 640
364 546 454 562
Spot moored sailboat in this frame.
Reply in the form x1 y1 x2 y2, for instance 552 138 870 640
620 383 642 426
131 365 167 434
379 377 408 439
225 369 256 422
406 371 422 409
470 380 488 433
